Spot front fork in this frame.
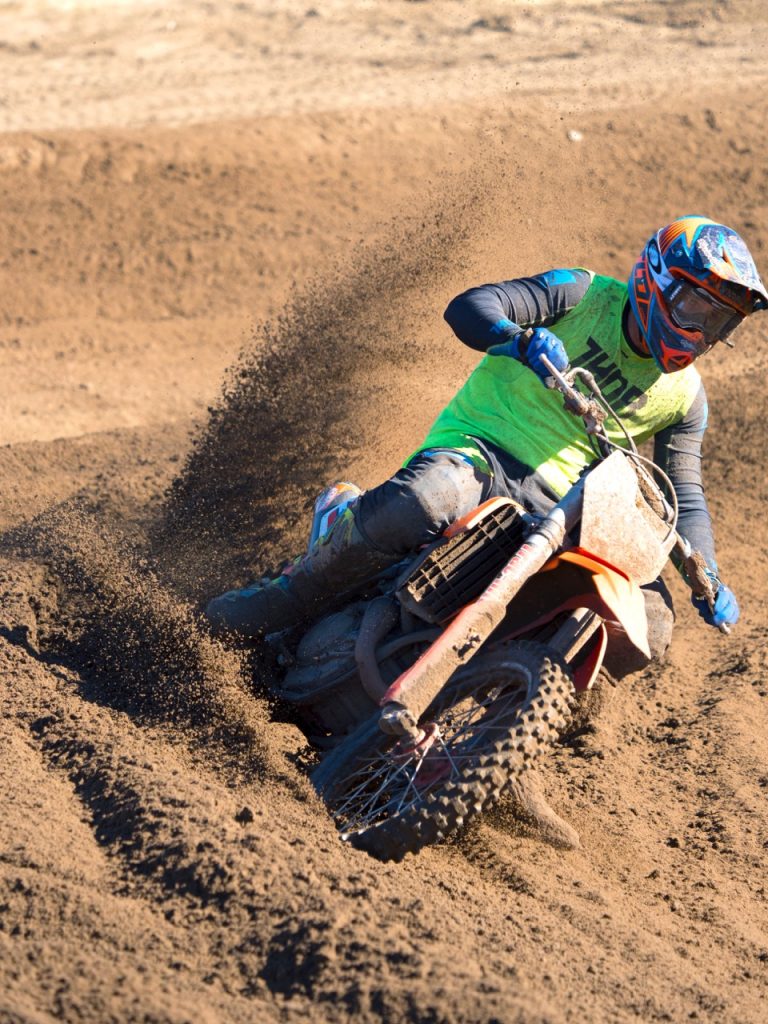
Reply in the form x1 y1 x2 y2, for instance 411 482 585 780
547 606 603 662
378 479 587 738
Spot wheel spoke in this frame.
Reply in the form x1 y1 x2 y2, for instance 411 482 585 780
435 730 460 778
334 755 413 820
396 756 425 814
396 737 448 814
437 690 523 748
331 677 532 834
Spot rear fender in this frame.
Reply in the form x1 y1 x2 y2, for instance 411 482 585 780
501 547 650 663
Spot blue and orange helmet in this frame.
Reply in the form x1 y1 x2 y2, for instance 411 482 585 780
628 216 768 373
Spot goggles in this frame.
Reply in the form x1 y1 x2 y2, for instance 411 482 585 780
664 279 744 348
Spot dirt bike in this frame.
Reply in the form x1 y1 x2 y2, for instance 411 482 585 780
269 350 725 862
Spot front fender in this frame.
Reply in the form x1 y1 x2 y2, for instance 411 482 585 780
501 546 650 661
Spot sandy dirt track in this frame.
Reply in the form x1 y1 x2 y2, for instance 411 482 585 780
2 2 768 1022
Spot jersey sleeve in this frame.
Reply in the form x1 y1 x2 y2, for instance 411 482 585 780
443 268 594 352
653 383 717 570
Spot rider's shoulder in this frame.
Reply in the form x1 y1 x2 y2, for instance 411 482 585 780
536 267 594 285
665 360 703 417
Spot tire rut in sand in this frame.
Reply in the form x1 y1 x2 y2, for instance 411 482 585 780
0 553 389 1008
5 504 296 790
31 708 266 907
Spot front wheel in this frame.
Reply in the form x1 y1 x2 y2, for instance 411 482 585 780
312 640 576 862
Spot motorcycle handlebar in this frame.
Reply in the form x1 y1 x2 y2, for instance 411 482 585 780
540 349 731 638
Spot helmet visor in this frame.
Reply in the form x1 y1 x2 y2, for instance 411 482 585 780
664 280 744 345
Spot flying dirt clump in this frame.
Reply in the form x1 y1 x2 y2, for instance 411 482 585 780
10 501 294 785
153 168 503 603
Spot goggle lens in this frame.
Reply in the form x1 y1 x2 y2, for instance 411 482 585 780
665 281 743 344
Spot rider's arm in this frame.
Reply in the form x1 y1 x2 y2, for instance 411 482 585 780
656 385 739 627
653 385 717 570
444 269 593 352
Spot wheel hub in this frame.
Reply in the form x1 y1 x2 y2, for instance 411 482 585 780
390 723 452 789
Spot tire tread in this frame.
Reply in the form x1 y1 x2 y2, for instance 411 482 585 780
322 640 575 862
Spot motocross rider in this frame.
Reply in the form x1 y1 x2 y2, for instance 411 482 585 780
206 217 766 668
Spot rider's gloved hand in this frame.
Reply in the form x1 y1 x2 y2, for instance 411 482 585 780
488 326 569 385
691 576 740 628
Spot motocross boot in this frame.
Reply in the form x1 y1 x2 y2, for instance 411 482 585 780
205 505 395 638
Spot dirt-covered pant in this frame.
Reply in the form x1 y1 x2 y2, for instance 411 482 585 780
356 450 674 679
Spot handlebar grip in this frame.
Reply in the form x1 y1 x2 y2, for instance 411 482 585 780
679 543 734 637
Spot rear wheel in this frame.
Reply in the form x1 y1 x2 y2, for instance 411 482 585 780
312 640 575 861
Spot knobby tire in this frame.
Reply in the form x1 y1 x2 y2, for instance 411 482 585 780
313 640 576 862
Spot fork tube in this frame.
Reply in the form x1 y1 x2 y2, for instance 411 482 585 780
379 479 586 731
547 607 602 661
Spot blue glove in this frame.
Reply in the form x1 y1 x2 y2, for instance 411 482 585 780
488 326 569 384
691 580 739 628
